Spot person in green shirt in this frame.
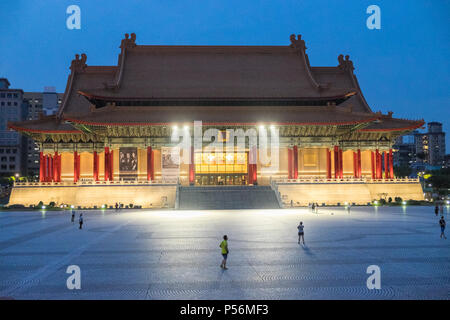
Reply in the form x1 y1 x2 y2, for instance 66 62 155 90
220 235 229 269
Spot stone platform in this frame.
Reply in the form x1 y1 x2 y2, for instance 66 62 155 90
8 182 177 208
275 179 424 206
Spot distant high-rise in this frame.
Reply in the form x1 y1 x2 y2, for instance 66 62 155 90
393 132 416 167
23 90 63 177
414 122 446 167
0 78 27 176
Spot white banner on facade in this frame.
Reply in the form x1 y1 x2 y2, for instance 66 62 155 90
161 146 180 182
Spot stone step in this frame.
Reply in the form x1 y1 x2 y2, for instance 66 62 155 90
178 186 280 209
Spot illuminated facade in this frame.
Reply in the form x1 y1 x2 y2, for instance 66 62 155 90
8 34 425 207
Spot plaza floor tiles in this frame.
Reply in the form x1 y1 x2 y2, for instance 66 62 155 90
0 206 449 299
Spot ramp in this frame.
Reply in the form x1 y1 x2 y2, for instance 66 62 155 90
178 186 280 209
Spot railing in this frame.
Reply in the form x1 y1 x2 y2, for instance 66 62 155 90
269 180 284 208
14 179 179 187
272 177 420 184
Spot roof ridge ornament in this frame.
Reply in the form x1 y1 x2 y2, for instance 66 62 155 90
120 33 137 49
70 53 87 73
338 54 354 72
290 34 306 51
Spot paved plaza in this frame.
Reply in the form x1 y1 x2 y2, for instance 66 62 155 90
0 205 449 300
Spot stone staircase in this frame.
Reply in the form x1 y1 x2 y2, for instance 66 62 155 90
178 185 280 209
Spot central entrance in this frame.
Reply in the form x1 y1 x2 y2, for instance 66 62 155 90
195 174 247 185
194 151 248 185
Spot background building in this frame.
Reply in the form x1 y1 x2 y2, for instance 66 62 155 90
393 133 417 168
393 122 447 176
414 122 446 167
23 89 63 177
0 78 27 177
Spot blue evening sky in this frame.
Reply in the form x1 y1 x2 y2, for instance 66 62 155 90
1 0 449 145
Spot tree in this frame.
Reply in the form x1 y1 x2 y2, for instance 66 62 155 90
394 165 412 178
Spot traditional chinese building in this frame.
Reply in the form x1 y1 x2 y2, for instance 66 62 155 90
8 34 425 208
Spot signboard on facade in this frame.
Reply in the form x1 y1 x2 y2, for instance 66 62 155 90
119 147 138 180
161 146 180 181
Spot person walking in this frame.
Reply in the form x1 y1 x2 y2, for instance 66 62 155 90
435 204 439 216
79 214 84 230
439 216 447 239
71 210 75 223
220 235 229 270
115 202 119 211
297 221 305 245
311 203 315 213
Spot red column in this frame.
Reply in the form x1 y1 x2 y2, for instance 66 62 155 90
384 151 388 179
48 155 51 182
45 155 50 182
293 146 298 179
375 150 378 179
189 146 195 185
147 147 152 181
93 151 99 181
49 155 53 182
247 151 253 184
389 149 394 179
252 146 257 184
73 151 78 183
48 155 52 182
104 147 109 181
78 153 81 181
334 146 339 179
109 150 114 181
378 152 382 178
43 155 47 182
53 152 58 182
287 148 293 179
371 151 375 179
353 151 357 178
150 148 154 181
357 149 361 178
57 153 61 182
339 148 343 179
39 152 44 182
326 149 331 179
